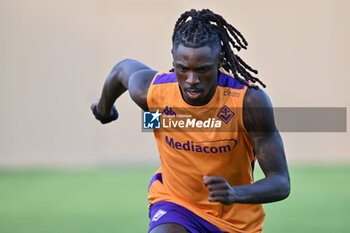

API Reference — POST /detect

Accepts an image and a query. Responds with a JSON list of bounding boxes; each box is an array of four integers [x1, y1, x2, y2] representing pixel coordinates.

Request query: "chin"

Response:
[[185, 97, 205, 106]]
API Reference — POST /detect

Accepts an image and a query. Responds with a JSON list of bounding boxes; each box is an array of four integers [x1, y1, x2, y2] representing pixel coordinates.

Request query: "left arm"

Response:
[[204, 88, 290, 204]]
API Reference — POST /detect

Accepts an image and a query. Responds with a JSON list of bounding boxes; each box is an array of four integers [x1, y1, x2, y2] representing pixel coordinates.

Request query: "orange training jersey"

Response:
[[147, 70, 265, 233]]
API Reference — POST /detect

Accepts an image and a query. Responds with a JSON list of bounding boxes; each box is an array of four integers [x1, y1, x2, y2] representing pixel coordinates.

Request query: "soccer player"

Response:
[[91, 9, 290, 233]]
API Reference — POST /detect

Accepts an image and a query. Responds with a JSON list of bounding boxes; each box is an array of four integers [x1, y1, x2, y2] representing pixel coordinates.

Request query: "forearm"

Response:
[[236, 86, 291, 205], [232, 174, 290, 204], [97, 60, 130, 116]]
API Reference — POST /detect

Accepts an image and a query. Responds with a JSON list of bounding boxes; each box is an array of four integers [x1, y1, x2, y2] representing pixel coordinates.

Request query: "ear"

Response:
[[171, 45, 176, 55], [171, 47, 177, 69]]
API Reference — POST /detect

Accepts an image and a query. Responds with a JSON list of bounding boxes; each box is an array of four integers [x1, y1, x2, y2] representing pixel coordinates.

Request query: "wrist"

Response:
[[96, 103, 112, 118], [229, 187, 238, 204], [93, 105, 118, 124]]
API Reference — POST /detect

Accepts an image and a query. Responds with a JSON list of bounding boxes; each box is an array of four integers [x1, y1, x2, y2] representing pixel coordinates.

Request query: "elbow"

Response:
[[111, 59, 132, 76], [278, 175, 291, 201], [113, 58, 135, 68], [110, 59, 137, 76], [280, 185, 290, 201]]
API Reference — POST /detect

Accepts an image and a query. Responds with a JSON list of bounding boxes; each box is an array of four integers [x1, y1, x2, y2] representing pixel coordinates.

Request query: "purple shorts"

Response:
[[148, 201, 225, 233]]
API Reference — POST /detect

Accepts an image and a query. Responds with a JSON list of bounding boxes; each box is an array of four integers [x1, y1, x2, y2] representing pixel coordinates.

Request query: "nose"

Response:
[[186, 72, 200, 85]]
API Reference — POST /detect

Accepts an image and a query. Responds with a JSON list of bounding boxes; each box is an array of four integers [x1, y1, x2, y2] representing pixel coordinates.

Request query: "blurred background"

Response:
[[0, 0, 349, 232]]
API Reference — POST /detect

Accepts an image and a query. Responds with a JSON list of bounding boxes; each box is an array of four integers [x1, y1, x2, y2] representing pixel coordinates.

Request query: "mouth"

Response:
[[185, 89, 202, 99]]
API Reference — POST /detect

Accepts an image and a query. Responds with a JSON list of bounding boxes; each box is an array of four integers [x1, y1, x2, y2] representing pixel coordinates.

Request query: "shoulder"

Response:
[[243, 87, 277, 133], [243, 87, 272, 108], [144, 72, 178, 97], [144, 72, 179, 110], [150, 72, 177, 85]]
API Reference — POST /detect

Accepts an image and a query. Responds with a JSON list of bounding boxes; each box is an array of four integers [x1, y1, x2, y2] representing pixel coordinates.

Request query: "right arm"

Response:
[[91, 59, 157, 122]]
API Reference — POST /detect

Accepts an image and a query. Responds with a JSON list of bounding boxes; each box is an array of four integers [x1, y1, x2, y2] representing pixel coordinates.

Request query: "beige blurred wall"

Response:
[[0, 0, 349, 168]]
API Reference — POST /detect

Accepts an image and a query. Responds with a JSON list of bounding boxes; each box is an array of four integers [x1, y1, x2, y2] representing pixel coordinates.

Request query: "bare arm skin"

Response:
[[204, 88, 290, 204], [91, 59, 157, 119]]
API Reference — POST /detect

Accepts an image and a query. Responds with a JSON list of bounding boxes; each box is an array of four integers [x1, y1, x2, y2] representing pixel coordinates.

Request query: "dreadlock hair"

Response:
[[171, 9, 265, 89]]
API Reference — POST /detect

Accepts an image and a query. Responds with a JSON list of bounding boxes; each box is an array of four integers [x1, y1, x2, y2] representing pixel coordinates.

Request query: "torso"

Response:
[[147, 70, 265, 233]]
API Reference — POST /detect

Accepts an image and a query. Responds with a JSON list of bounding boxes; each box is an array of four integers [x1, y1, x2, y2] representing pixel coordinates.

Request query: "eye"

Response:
[[198, 67, 209, 73], [177, 65, 188, 72]]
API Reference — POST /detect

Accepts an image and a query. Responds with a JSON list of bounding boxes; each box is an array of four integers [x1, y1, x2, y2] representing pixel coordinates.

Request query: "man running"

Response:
[[91, 9, 290, 233]]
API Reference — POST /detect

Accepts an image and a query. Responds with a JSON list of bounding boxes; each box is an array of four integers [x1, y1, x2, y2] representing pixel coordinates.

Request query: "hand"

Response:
[[91, 99, 118, 124], [203, 176, 236, 205]]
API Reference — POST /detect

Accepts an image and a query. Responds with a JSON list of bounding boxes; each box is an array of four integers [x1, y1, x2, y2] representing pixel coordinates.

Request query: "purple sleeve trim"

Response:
[[153, 73, 177, 85], [217, 72, 246, 89]]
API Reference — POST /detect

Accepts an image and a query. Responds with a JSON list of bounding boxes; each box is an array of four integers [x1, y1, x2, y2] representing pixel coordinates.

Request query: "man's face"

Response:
[[172, 43, 222, 106]]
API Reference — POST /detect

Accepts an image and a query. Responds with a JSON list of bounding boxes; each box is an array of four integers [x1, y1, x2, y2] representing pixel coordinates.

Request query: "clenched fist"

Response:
[[203, 176, 236, 205]]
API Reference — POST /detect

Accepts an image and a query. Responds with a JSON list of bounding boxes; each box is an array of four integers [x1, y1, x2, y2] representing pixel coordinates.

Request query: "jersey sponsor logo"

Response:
[[143, 110, 161, 129], [165, 136, 237, 154], [224, 89, 241, 98], [152, 209, 167, 222], [217, 105, 235, 124]]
